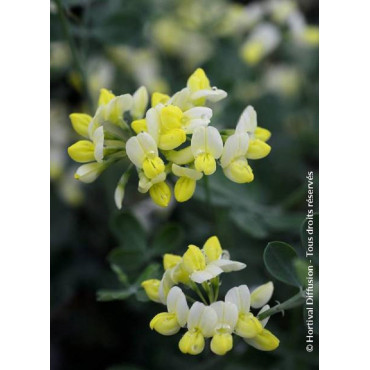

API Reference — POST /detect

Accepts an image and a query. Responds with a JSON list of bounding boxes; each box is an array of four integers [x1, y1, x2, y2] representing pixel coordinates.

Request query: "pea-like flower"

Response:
[[66, 69, 272, 208], [150, 286, 189, 335], [141, 236, 281, 356], [182, 236, 246, 283], [178, 302, 217, 355], [210, 301, 238, 355], [191, 126, 224, 175]]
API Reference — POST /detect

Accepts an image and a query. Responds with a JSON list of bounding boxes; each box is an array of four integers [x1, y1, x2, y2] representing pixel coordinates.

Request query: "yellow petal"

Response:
[[158, 129, 187, 150], [149, 181, 171, 207], [246, 329, 280, 351], [235, 312, 263, 338], [254, 127, 271, 142], [98, 88, 115, 106], [160, 105, 183, 130], [183, 245, 206, 273], [203, 236, 222, 262], [141, 279, 161, 303], [194, 153, 216, 175], [150, 312, 180, 336], [142, 156, 165, 179], [210, 333, 233, 355], [163, 254, 182, 270], [246, 139, 271, 160], [67, 140, 95, 163], [152, 92, 170, 107], [224, 159, 254, 183], [171, 262, 190, 285], [174, 177, 196, 202], [187, 68, 211, 92], [69, 113, 92, 138], [131, 119, 147, 134], [179, 330, 205, 355]]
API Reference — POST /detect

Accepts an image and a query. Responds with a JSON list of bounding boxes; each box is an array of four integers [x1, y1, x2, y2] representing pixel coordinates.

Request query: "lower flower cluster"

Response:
[[141, 236, 279, 355]]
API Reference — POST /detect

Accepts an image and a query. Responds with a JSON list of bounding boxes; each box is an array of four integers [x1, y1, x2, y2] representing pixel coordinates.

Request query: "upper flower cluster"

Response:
[[141, 236, 278, 356], [67, 68, 271, 208]]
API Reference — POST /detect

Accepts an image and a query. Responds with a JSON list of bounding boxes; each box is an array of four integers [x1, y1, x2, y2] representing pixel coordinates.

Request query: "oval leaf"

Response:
[[263, 241, 301, 287]]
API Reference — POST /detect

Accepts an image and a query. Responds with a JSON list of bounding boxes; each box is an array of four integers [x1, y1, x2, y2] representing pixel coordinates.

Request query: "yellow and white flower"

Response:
[[225, 285, 263, 339], [130, 86, 149, 120], [235, 105, 271, 159], [182, 236, 246, 284], [150, 286, 189, 336], [220, 132, 253, 184], [146, 103, 213, 151], [126, 132, 165, 179], [137, 171, 172, 208], [244, 305, 280, 351], [172, 164, 203, 202], [250, 282, 274, 309], [187, 68, 227, 105], [179, 302, 217, 355], [210, 301, 238, 355], [191, 126, 223, 175]]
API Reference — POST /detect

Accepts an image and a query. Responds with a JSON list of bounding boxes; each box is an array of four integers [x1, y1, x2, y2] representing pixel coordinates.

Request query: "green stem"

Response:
[[190, 281, 208, 305], [257, 290, 306, 321], [55, 0, 94, 111], [202, 282, 214, 304], [212, 277, 219, 302], [185, 294, 197, 304]]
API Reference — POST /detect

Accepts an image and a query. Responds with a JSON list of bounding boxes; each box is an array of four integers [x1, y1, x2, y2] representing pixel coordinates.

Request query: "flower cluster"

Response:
[[67, 69, 271, 208], [141, 236, 279, 356]]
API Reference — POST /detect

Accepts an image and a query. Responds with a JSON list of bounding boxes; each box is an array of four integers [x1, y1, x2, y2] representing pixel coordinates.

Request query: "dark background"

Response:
[[51, 0, 319, 369]]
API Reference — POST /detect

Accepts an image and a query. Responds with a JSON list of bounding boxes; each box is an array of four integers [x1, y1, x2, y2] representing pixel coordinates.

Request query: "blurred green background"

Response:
[[50, 0, 318, 369]]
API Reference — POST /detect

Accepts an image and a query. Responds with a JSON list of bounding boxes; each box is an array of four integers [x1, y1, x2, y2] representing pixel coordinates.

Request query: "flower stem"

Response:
[[189, 281, 208, 305], [257, 290, 306, 321], [55, 0, 94, 112]]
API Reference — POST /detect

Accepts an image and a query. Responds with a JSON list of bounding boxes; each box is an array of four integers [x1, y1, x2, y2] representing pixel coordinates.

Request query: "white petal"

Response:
[[225, 285, 251, 313], [191, 89, 227, 102], [166, 286, 189, 327], [136, 132, 158, 156], [236, 106, 257, 134], [131, 86, 148, 119], [220, 133, 249, 168], [106, 93, 133, 117], [93, 126, 105, 163], [138, 171, 166, 193], [146, 105, 162, 144], [171, 164, 203, 180], [257, 304, 270, 328], [184, 118, 209, 134], [250, 282, 274, 309], [75, 162, 105, 183], [187, 302, 218, 337], [167, 88, 193, 111], [191, 126, 206, 156], [211, 301, 238, 333], [125, 136, 145, 168], [205, 126, 224, 159], [212, 259, 246, 272], [114, 184, 124, 210], [158, 270, 175, 305], [184, 107, 212, 119], [190, 264, 223, 284]]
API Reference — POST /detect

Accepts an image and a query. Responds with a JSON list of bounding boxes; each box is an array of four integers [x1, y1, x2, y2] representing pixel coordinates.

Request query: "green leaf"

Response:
[[111, 264, 129, 286], [110, 212, 146, 251], [97, 287, 136, 302], [134, 263, 161, 286], [263, 241, 301, 287], [151, 224, 184, 255], [301, 213, 319, 265], [231, 210, 269, 239], [108, 247, 145, 273], [294, 258, 310, 288]]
